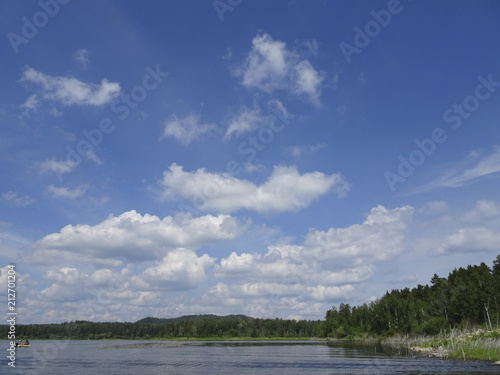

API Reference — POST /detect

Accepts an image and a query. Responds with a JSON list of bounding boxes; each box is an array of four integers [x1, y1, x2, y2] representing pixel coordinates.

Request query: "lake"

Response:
[[10, 340, 500, 374]]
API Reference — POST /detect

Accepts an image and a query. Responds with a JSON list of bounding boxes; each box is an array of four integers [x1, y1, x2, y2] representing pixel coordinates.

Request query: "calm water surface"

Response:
[[10, 340, 500, 374]]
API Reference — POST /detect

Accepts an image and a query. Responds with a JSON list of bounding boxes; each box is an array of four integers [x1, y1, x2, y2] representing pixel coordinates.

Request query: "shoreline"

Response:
[[3, 330, 499, 363], [0, 336, 323, 342], [357, 328, 500, 364]]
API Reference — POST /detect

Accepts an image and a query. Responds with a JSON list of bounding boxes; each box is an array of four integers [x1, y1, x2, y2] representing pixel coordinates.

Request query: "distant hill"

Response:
[[136, 314, 253, 325]]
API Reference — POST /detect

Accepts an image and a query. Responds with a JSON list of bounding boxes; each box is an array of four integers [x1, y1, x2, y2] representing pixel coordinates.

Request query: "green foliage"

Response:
[[323, 254, 500, 338], [419, 317, 448, 335], [1, 315, 322, 340]]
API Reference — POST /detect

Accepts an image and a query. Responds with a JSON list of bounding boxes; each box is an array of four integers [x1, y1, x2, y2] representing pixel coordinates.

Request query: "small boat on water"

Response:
[[16, 340, 31, 348]]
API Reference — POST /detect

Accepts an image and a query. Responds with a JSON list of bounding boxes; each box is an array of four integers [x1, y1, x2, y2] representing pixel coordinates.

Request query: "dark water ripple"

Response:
[[8, 340, 499, 374]]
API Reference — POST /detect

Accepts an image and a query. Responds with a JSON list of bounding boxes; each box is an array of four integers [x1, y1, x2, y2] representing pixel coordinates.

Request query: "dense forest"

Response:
[[322, 255, 500, 338], [3, 255, 499, 340], [6, 315, 321, 340]]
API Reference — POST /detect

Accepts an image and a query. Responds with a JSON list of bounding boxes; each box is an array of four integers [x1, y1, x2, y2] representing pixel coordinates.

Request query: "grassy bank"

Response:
[[379, 328, 500, 363]]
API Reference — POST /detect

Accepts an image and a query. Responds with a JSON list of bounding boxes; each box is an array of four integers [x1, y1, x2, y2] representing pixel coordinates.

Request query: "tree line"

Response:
[[322, 255, 500, 338], [4, 315, 321, 340]]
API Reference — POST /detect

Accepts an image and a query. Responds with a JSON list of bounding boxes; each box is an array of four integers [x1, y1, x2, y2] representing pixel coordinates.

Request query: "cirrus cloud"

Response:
[[234, 33, 324, 105], [161, 113, 218, 145], [2, 191, 36, 207], [21, 66, 121, 107]]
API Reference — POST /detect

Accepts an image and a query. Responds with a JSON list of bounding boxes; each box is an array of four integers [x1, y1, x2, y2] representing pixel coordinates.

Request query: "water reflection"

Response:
[[15, 340, 500, 374]]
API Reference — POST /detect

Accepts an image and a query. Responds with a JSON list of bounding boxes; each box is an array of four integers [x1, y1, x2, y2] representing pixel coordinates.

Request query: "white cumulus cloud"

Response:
[[160, 163, 349, 214], [240, 33, 289, 92], [305, 205, 414, 266], [137, 249, 216, 291], [209, 205, 412, 315], [437, 227, 500, 254], [31, 210, 247, 266]]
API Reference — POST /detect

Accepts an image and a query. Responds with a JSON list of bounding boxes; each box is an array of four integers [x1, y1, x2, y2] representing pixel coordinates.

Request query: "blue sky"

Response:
[[1, 0, 500, 323]]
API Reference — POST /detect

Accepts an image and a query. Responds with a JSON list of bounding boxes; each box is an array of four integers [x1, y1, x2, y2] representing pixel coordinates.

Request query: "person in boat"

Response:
[[24, 339, 29, 345], [16, 340, 21, 347]]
